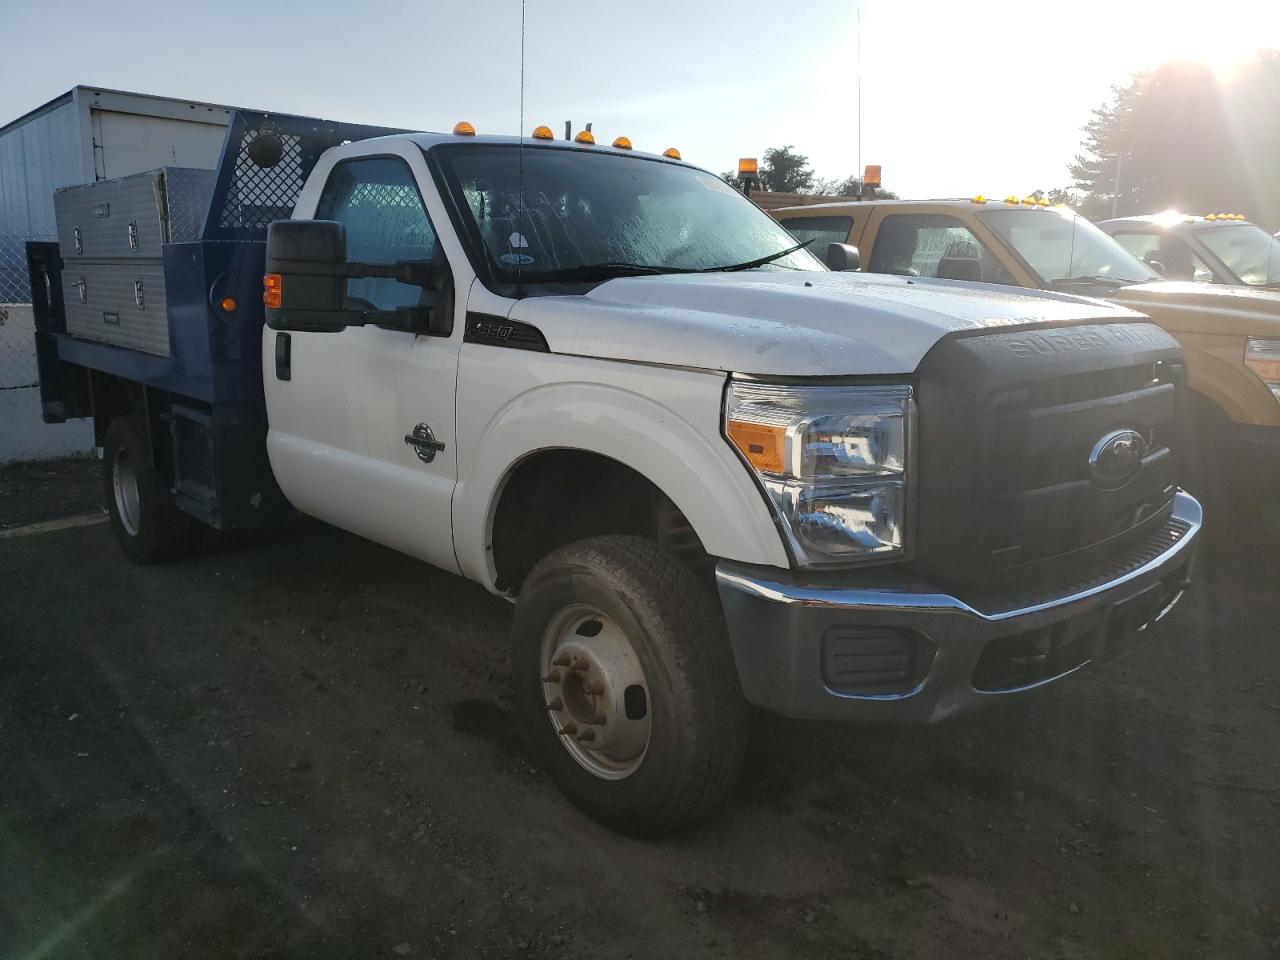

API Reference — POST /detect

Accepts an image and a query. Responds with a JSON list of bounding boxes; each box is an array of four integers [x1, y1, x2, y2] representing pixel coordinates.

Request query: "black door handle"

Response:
[[275, 332, 291, 380]]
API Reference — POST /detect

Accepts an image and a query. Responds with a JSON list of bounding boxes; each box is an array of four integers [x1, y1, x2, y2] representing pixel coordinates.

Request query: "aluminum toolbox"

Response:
[[62, 260, 170, 357], [55, 167, 214, 259]]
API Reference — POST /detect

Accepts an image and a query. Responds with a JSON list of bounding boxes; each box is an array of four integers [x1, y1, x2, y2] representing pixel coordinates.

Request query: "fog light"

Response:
[[822, 627, 926, 694]]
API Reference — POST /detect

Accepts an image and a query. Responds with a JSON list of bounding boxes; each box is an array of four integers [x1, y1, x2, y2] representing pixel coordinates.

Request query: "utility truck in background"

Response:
[[27, 112, 1201, 835]]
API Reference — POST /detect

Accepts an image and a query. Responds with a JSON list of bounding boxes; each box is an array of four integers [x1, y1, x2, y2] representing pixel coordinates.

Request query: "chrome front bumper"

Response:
[[715, 491, 1202, 723]]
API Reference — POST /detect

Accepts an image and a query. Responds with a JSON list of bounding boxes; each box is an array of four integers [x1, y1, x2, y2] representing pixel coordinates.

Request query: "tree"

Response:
[[760, 146, 814, 193], [1028, 187, 1082, 207], [819, 175, 899, 200], [1069, 52, 1280, 227]]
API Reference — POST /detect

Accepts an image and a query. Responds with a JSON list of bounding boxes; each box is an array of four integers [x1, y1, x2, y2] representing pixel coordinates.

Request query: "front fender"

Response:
[[451, 350, 789, 590]]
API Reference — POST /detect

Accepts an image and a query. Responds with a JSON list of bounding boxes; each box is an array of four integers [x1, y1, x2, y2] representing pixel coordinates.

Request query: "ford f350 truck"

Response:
[[773, 197, 1280, 534], [27, 113, 1201, 835]]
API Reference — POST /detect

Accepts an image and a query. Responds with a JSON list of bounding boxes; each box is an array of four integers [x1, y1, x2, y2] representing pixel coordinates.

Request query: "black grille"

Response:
[[912, 321, 1185, 593], [965, 515, 1192, 616]]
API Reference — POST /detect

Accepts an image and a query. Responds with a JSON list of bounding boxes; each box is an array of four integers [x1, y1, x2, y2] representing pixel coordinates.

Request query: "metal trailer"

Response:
[[25, 110, 407, 529]]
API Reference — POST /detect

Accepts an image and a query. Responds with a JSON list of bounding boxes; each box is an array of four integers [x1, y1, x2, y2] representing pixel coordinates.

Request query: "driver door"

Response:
[[264, 154, 462, 572]]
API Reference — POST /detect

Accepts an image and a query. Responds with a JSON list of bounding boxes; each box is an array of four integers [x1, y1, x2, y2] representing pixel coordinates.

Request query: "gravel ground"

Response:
[[1, 461, 1277, 959], [0, 455, 100, 529]]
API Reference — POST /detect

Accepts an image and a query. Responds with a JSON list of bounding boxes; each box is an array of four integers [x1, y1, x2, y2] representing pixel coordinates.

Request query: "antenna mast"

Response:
[[516, 0, 527, 295], [856, 4, 863, 199]]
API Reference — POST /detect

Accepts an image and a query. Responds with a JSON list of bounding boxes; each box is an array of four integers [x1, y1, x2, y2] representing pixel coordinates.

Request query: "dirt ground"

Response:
[[1, 458, 1277, 960]]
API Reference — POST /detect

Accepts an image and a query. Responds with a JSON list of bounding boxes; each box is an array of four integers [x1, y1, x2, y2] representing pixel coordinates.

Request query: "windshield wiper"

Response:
[[698, 239, 813, 273], [515, 261, 693, 283], [510, 240, 813, 283], [1049, 275, 1141, 288]]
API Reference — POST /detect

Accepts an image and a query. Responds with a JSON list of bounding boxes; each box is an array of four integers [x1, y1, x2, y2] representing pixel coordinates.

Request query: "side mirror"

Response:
[[265, 220, 451, 335], [935, 256, 982, 282], [265, 220, 361, 333], [825, 243, 860, 272]]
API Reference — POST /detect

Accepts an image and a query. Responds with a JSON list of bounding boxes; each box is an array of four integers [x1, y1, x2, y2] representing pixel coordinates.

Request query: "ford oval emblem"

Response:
[[1088, 429, 1147, 489]]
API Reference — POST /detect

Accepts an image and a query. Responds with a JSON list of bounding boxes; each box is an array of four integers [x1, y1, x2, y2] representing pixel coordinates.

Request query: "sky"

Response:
[[2, 0, 1279, 198]]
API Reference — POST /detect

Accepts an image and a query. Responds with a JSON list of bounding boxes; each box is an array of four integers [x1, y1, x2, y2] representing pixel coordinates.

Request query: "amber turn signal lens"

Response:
[[727, 420, 786, 474], [263, 273, 282, 309], [220, 296, 237, 313]]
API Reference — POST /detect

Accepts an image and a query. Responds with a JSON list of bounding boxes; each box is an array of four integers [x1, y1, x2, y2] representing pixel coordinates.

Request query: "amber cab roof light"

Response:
[[453, 121, 476, 136], [531, 124, 554, 140]]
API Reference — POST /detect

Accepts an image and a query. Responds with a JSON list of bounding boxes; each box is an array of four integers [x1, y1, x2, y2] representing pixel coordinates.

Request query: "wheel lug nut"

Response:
[[586, 681, 605, 696], [546, 697, 563, 712], [575, 729, 596, 743], [552, 654, 571, 668], [541, 671, 562, 684], [558, 722, 578, 737], [591, 713, 607, 726]]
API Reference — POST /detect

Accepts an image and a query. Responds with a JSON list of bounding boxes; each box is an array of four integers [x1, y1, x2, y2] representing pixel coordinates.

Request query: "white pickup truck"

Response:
[[27, 111, 1201, 835]]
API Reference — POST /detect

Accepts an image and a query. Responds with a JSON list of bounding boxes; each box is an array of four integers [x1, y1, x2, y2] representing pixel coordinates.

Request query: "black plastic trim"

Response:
[[463, 312, 549, 352]]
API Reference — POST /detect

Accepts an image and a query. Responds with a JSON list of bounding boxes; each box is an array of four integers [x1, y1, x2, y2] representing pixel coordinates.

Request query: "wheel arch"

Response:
[[452, 381, 788, 592]]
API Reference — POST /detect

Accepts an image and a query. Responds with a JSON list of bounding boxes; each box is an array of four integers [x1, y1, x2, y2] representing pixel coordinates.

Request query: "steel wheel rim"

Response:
[[539, 604, 651, 781], [112, 448, 141, 537]]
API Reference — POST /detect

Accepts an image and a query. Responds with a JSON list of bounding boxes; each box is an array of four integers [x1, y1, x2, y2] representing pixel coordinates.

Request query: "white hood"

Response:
[[510, 271, 1141, 376]]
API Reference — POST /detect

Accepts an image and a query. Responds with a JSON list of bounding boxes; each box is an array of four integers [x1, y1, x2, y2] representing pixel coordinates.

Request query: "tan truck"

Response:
[[1098, 212, 1280, 289], [771, 197, 1280, 530]]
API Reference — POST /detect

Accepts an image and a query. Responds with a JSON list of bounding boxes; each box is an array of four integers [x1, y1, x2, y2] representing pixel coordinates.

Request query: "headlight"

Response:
[[1245, 338, 1280, 403], [725, 379, 913, 567]]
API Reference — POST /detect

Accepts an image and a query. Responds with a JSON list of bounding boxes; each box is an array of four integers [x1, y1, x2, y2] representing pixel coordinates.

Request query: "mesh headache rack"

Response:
[[202, 111, 413, 243]]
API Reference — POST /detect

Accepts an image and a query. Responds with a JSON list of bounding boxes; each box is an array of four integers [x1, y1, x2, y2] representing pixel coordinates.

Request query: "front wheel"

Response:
[[102, 416, 197, 564], [512, 536, 747, 837]]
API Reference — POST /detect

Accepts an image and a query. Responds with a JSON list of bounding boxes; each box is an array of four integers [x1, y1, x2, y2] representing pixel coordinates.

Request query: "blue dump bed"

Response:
[[26, 111, 406, 528]]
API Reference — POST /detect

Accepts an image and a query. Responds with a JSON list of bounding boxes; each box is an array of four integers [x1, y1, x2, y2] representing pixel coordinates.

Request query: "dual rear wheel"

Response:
[[102, 416, 198, 564]]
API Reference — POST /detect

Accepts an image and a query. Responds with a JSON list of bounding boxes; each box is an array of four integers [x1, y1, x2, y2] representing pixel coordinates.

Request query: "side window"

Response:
[[1113, 231, 1212, 282], [778, 216, 854, 255], [315, 157, 439, 311], [869, 214, 1015, 285]]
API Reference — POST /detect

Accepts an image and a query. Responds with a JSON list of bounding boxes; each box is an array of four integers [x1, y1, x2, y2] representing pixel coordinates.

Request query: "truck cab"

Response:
[[1099, 212, 1280, 289], [773, 197, 1280, 530], [28, 116, 1202, 835]]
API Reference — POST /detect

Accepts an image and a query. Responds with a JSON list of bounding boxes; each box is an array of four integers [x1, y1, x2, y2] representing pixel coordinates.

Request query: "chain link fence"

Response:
[[1, 235, 95, 464]]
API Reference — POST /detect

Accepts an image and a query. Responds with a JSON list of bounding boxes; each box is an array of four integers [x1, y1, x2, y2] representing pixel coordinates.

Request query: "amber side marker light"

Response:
[[263, 274, 282, 309], [726, 420, 785, 474], [575, 130, 596, 145], [453, 121, 476, 136], [532, 125, 554, 140], [663, 147, 682, 160], [612, 136, 633, 150], [220, 296, 237, 313]]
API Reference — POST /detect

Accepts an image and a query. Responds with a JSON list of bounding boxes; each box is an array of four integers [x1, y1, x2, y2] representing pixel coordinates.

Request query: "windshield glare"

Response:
[[434, 145, 823, 282], [979, 208, 1157, 287], [1194, 223, 1280, 286]]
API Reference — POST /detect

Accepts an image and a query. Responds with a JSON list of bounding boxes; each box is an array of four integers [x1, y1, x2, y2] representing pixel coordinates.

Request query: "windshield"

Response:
[[978, 207, 1157, 288], [1193, 223, 1280, 287], [432, 144, 823, 284]]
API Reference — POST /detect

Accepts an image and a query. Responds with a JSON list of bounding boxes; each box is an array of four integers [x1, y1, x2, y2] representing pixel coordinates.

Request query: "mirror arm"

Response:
[[344, 260, 440, 286]]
